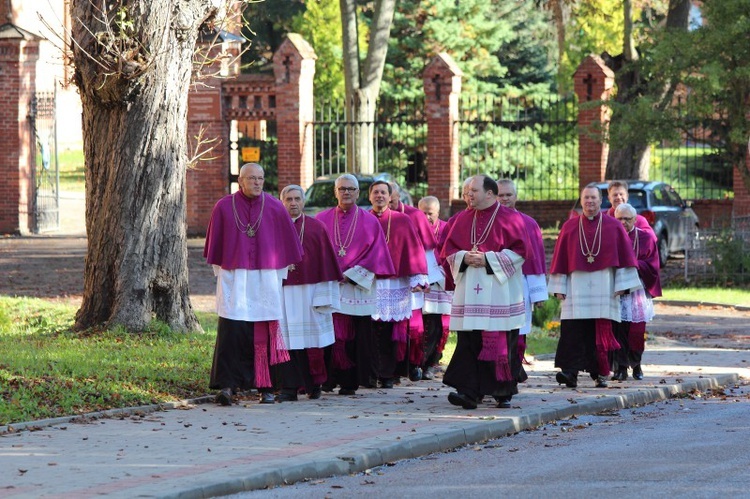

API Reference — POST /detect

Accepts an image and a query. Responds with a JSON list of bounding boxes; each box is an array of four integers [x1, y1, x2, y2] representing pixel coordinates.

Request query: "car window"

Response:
[[304, 179, 374, 208], [652, 186, 667, 207], [628, 190, 646, 209], [665, 186, 683, 207], [305, 182, 337, 208], [600, 189, 611, 209]]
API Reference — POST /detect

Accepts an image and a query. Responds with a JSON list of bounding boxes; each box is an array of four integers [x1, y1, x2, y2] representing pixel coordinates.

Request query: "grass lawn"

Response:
[[659, 287, 750, 307], [58, 148, 85, 192]]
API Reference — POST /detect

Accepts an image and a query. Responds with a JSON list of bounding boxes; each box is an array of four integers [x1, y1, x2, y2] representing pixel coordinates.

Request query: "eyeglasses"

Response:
[[616, 217, 634, 222], [241, 176, 264, 182], [337, 187, 358, 193]]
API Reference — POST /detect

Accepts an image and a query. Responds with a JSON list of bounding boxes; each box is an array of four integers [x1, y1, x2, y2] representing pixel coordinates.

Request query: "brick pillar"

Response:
[[574, 55, 615, 190], [733, 164, 750, 217], [186, 42, 233, 236], [0, 26, 40, 235], [273, 34, 316, 191], [424, 53, 463, 220]]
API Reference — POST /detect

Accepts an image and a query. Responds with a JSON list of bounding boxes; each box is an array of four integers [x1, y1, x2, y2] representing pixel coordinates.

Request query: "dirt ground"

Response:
[[2, 232, 748, 349]]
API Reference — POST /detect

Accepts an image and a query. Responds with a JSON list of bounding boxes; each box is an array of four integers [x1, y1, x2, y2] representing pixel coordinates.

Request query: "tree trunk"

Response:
[[605, 0, 691, 180], [70, 1, 214, 333], [340, 0, 395, 173]]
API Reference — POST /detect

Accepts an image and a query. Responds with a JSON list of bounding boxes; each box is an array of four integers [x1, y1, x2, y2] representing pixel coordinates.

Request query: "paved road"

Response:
[[235, 383, 750, 499]]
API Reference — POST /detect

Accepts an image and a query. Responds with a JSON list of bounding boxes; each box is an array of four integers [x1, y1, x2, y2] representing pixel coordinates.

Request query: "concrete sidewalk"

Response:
[[1, 338, 747, 499]]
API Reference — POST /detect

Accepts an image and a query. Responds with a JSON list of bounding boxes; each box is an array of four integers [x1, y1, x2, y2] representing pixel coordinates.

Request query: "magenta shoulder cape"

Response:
[[519, 211, 546, 275], [549, 212, 637, 274], [284, 214, 343, 286], [370, 209, 427, 277], [204, 192, 303, 270], [316, 206, 395, 278], [441, 202, 528, 260], [630, 227, 662, 298], [396, 201, 437, 250]]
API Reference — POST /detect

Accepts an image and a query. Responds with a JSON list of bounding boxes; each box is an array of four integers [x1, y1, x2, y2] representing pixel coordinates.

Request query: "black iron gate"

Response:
[[29, 90, 59, 233]]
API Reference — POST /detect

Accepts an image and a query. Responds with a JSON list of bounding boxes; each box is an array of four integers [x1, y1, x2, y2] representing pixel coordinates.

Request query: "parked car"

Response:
[[303, 172, 413, 215], [570, 180, 700, 267]]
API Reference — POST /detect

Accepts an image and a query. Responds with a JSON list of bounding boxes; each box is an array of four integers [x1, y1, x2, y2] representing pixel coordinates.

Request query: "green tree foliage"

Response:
[[558, 0, 625, 93], [240, 0, 305, 72], [381, 0, 557, 99], [606, 1, 749, 192], [290, 0, 345, 102]]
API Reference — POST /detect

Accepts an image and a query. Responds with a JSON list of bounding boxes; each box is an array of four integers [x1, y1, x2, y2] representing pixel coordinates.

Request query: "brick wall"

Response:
[[573, 55, 615, 190], [0, 37, 38, 235]]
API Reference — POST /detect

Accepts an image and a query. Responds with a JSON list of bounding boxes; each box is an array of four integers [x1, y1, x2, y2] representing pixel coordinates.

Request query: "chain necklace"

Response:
[[232, 192, 265, 237], [632, 227, 639, 255], [288, 214, 306, 272], [578, 212, 603, 263], [334, 206, 359, 257], [431, 220, 440, 238], [470, 202, 501, 251]]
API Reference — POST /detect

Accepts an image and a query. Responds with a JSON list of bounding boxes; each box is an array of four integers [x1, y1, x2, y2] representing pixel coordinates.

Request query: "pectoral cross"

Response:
[[473, 283, 483, 295], [338, 247, 346, 257], [289, 264, 296, 272], [587, 254, 595, 264], [472, 245, 478, 252], [246, 227, 255, 237]]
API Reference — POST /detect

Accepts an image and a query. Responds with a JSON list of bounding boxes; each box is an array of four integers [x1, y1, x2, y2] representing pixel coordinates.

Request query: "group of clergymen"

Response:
[[203, 162, 661, 410]]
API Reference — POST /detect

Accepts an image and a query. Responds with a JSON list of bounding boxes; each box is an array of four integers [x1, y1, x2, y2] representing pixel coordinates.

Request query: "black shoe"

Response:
[[632, 365, 644, 380], [321, 383, 336, 393], [339, 388, 356, 395], [216, 388, 233, 406], [494, 396, 512, 409], [259, 392, 275, 404], [611, 368, 628, 381], [421, 366, 435, 380], [275, 390, 298, 402], [595, 375, 608, 388], [409, 367, 423, 381], [448, 391, 477, 410], [308, 386, 322, 399], [556, 371, 578, 388], [379, 378, 394, 389]]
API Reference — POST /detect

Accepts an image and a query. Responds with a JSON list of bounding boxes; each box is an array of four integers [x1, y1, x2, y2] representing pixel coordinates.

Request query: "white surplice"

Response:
[[549, 267, 642, 322], [280, 280, 340, 349], [448, 249, 526, 332], [213, 265, 287, 322]]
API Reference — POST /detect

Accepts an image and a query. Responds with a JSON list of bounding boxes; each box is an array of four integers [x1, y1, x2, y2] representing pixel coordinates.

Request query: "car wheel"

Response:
[[657, 232, 669, 268]]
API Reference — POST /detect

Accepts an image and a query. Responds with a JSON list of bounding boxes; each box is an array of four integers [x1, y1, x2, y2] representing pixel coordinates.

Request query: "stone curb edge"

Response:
[[161, 373, 740, 499]]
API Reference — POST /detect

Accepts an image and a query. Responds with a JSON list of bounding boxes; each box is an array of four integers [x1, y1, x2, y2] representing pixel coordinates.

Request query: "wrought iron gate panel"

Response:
[[30, 90, 59, 233], [457, 94, 578, 201]]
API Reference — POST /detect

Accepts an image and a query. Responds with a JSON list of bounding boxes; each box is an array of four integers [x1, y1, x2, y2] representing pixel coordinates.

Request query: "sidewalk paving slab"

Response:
[[1, 341, 747, 499]]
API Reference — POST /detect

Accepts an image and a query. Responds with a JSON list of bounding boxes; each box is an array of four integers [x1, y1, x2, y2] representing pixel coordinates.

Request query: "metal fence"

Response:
[[457, 94, 579, 201], [684, 215, 750, 284], [29, 90, 59, 233], [650, 97, 734, 200], [313, 97, 428, 199]]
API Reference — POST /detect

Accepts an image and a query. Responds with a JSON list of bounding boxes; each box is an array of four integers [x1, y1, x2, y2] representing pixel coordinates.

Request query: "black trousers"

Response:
[[443, 329, 524, 401], [324, 315, 373, 390], [555, 319, 604, 376], [209, 317, 278, 393]]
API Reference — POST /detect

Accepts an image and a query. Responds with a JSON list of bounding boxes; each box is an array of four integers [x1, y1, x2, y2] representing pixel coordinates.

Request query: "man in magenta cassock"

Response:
[[440, 175, 529, 410], [316, 174, 395, 395], [549, 183, 641, 390], [276, 185, 343, 401], [369, 181, 427, 388], [204, 163, 303, 406]]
